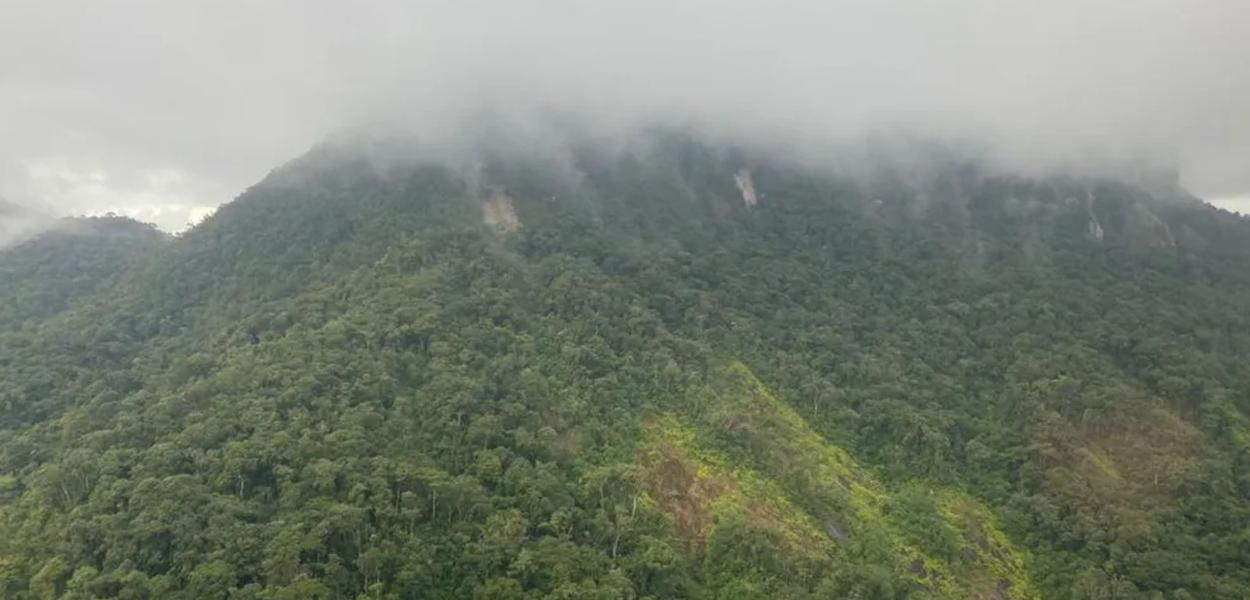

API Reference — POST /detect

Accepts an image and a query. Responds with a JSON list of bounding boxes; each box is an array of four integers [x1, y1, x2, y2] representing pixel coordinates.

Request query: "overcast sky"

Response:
[[2, 1, 1249, 230]]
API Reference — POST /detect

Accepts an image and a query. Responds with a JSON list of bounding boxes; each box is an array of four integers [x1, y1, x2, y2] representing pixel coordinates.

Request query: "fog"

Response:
[[2, 0, 1249, 230]]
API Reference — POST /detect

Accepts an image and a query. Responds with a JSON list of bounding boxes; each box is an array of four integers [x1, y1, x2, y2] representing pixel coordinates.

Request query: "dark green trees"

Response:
[[0, 130, 1247, 598]]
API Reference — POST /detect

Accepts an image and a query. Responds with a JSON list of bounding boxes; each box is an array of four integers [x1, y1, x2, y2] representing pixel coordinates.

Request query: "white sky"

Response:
[[2, 0, 1249, 230]]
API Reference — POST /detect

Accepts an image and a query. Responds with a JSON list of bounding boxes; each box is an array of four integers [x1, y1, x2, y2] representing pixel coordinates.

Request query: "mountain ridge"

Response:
[[0, 129, 1247, 599]]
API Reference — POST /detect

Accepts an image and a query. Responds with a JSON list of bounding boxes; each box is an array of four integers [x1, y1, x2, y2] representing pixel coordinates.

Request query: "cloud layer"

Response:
[[3, 0, 1248, 229]]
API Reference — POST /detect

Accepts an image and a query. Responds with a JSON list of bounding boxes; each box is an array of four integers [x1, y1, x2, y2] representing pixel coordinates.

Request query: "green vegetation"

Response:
[[0, 130, 1247, 598], [645, 363, 1038, 599]]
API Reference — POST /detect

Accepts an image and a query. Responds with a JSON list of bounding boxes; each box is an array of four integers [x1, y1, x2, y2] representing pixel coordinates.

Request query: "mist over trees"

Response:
[[0, 129, 1247, 598], [4, 2, 1250, 223], [2, 1, 1249, 597]]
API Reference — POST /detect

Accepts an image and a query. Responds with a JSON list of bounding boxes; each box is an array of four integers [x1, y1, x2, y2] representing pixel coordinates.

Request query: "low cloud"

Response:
[[2, 0, 1248, 227]]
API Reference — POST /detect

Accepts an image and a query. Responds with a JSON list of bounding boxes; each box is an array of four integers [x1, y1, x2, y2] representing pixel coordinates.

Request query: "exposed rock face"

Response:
[[734, 169, 758, 208], [1127, 204, 1176, 247], [1087, 217, 1105, 242], [1085, 192, 1105, 242], [481, 191, 520, 233]]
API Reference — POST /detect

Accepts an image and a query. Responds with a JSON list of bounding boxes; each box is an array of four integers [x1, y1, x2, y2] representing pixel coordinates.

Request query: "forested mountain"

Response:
[[0, 217, 166, 329], [1, 129, 1248, 599]]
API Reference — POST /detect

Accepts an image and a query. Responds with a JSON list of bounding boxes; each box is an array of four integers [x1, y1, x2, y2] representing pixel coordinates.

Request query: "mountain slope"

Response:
[[0, 130, 1247, 599], [0, 217, 166, 327]]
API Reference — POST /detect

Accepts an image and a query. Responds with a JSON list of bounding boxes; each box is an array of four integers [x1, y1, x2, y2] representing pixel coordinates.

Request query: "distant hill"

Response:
[[0, 215, 166, 327], [0, 128, 1247, 599]]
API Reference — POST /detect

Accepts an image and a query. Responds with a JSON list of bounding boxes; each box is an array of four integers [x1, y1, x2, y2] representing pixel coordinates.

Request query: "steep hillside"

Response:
[[0, 130, 1248, 599]]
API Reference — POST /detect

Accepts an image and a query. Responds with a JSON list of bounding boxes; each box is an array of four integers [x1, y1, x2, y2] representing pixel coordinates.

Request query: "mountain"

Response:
[[0, 216, 167, 329], [0, 128, 1248, 599]]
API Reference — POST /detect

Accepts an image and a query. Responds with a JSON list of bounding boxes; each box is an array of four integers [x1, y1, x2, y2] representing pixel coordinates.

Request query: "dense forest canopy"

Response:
[[0, 129, 1248, 599]]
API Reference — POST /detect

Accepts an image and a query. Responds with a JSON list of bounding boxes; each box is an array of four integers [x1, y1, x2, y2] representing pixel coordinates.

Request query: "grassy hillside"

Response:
[[0, 130, 1247, 599], [643, 362, 1037, 599]]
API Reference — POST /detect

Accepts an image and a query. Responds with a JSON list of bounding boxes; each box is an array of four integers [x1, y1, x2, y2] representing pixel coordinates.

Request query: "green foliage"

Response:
[[0, 131, 1247, 598]]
